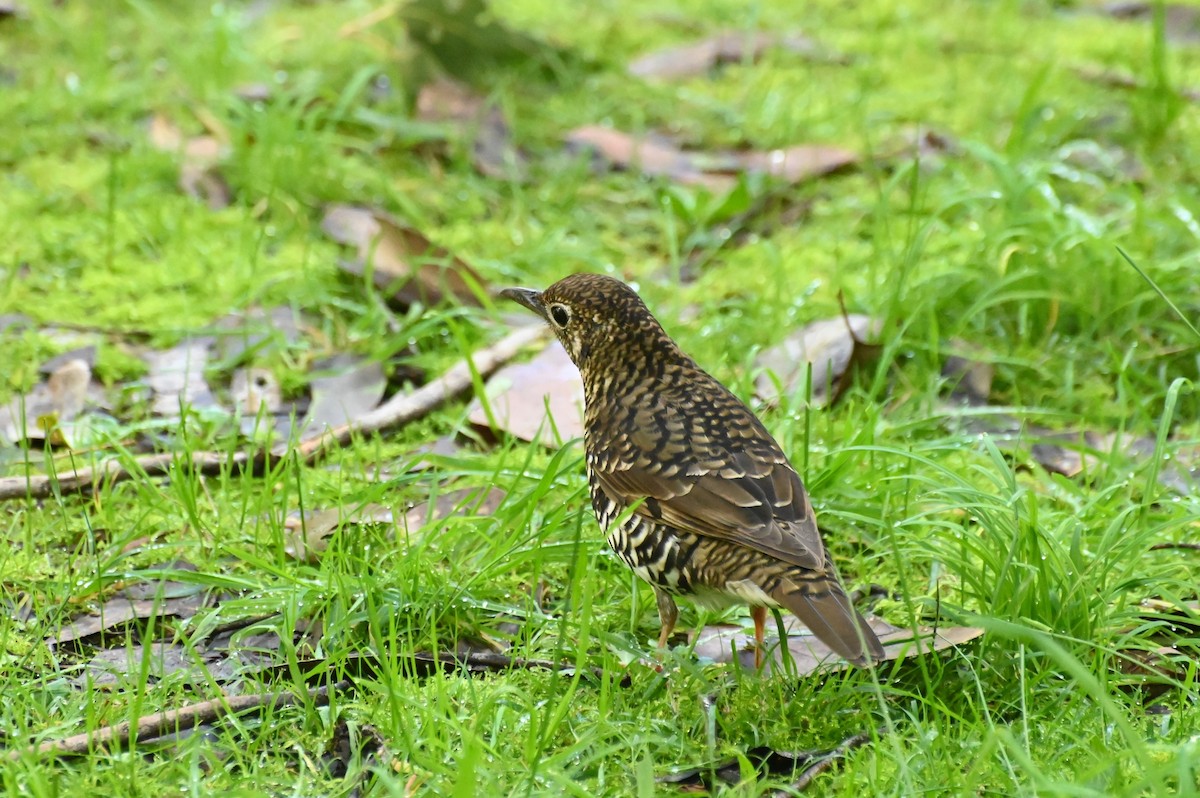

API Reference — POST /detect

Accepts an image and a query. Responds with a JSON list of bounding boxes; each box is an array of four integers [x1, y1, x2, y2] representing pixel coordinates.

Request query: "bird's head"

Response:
[[501, 273, 680, 378]]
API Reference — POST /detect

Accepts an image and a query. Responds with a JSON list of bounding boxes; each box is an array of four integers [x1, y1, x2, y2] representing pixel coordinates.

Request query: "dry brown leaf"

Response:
[[321, 205, 486, 308], [941, 342, 994, 407], [283, 503, 398, 562], [51, 594, 207, 649], [629, 30, 840, 80], [416, 77, 487, 123], [402, 486, 507, 534], [737, 144, 858, 183], [298, 355, 387, 440], [144, 340, 221, 417], [1074, 64, 1200, 103], [755, 314, 882, 407], [690, 614, 982, 676], [147, 113, 231, 209], [79, 642, 197, 688], [466, 340, 584, 446], [565, 127, 736, 190], [1102, 2, 1200, 43], [0, 357, 94, 445], [416, 78, 527, 180], [567, 126, 858, 189], [230, 367, 283, 417]]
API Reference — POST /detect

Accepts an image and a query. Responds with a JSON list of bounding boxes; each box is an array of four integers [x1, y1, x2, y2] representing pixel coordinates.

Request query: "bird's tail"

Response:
[[771, 576, 884, 667]]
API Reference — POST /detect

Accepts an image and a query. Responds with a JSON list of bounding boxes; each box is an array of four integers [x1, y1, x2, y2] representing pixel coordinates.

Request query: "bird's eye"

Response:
[[549, 304, 571, 327]]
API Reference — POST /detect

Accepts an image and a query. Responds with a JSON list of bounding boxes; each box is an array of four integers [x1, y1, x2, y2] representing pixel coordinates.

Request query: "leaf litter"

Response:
[[755, 312, 883, 407], [628, 30, 846, 80], [415, 77, 528, 180], [689, 614, 983, 677], [146, 113, 231, 210], [466, 340, 585, 445], [321, 204, 487, 308], [566, 126, 858, 190]]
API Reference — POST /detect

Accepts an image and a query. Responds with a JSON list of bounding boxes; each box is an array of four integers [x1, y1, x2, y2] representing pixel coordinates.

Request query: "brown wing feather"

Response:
[[591, 399, 827, 570]]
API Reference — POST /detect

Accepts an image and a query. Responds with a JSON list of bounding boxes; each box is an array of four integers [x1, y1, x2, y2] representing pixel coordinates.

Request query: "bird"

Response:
[[501, 273, 884, 668]]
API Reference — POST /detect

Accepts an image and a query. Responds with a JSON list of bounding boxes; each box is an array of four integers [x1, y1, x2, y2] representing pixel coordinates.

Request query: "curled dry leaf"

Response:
[[297, 354, 387, 440], [690, 614, 983, 676], [738, 144, 858, 183], [755, 314, 882, 407], [466, 340, 584, 446], [321, 204, 486, 308], [629, 30, 843, 80], [566, 126, 858, 189], [566, 126, 735, 190], [1027, 430, 1199, 494], [0, 357, 94, 445], [230, 367, 283, 417]]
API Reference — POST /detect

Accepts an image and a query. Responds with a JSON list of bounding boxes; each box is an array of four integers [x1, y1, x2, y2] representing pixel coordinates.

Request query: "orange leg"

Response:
[[751, 605, 768, 669], [654, 588, 679, 650]]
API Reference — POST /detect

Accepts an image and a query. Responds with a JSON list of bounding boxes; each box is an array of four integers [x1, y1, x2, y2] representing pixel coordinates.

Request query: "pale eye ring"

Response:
[[549, 304, 570, 327]]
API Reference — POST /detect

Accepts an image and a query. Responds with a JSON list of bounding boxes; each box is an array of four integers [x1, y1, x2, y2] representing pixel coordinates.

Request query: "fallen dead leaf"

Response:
[[755, 313, 883, 407], [566, 126, 736, 190], [415, 78, 528, 179], [0, 357, 94, 445], [143, 340, 221, 417], [297, 354, 387, 440], [230, 367, 283, 417], [1074, 64, 1200, 103], [78, 642, 196, 688], [213, 305, 304, 365], [283, 503, 398, 562], [690, 614, 983, 676], [1101, 2, 1200, 43], [51, 594, 207, 649], [466, 340, 584, 445], [737, 144, 859, 183], [322, 205, 487, 308], [402, 486, 507, 534], [941, 342, 994, 407], [147, 113, 231, 209], [629, 30, 843, 80], [567, 126, 859, 189]]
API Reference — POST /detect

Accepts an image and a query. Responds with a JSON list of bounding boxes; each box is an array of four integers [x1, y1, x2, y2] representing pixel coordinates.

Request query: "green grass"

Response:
[[2, 0, 1200, 795]]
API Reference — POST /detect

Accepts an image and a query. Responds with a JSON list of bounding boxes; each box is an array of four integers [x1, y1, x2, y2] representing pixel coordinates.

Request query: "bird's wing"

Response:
[[591, 403, 827, 571]]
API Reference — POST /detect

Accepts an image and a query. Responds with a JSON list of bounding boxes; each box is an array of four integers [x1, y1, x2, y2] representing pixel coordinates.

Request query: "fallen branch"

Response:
[[0, 325, 549, 502], [6, 681, 347, 761]]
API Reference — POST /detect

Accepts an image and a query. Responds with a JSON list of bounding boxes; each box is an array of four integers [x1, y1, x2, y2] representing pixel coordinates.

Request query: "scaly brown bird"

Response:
[[502, 274, 884, 667]]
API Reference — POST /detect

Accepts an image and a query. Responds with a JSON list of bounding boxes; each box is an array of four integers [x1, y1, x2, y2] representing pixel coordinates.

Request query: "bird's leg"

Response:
[[751, 605, 768, 669], [654, 588, 679, 650]]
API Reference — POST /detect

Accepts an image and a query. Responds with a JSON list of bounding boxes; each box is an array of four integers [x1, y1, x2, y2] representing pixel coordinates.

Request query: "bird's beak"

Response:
[[499, 287, 547, 319]]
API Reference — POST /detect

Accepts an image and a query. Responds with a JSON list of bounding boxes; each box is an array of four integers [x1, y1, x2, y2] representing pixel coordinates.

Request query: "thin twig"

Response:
[[770, 731, 876, 795], [0, 325, 549, 502], [6, 681, 346, 761]]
